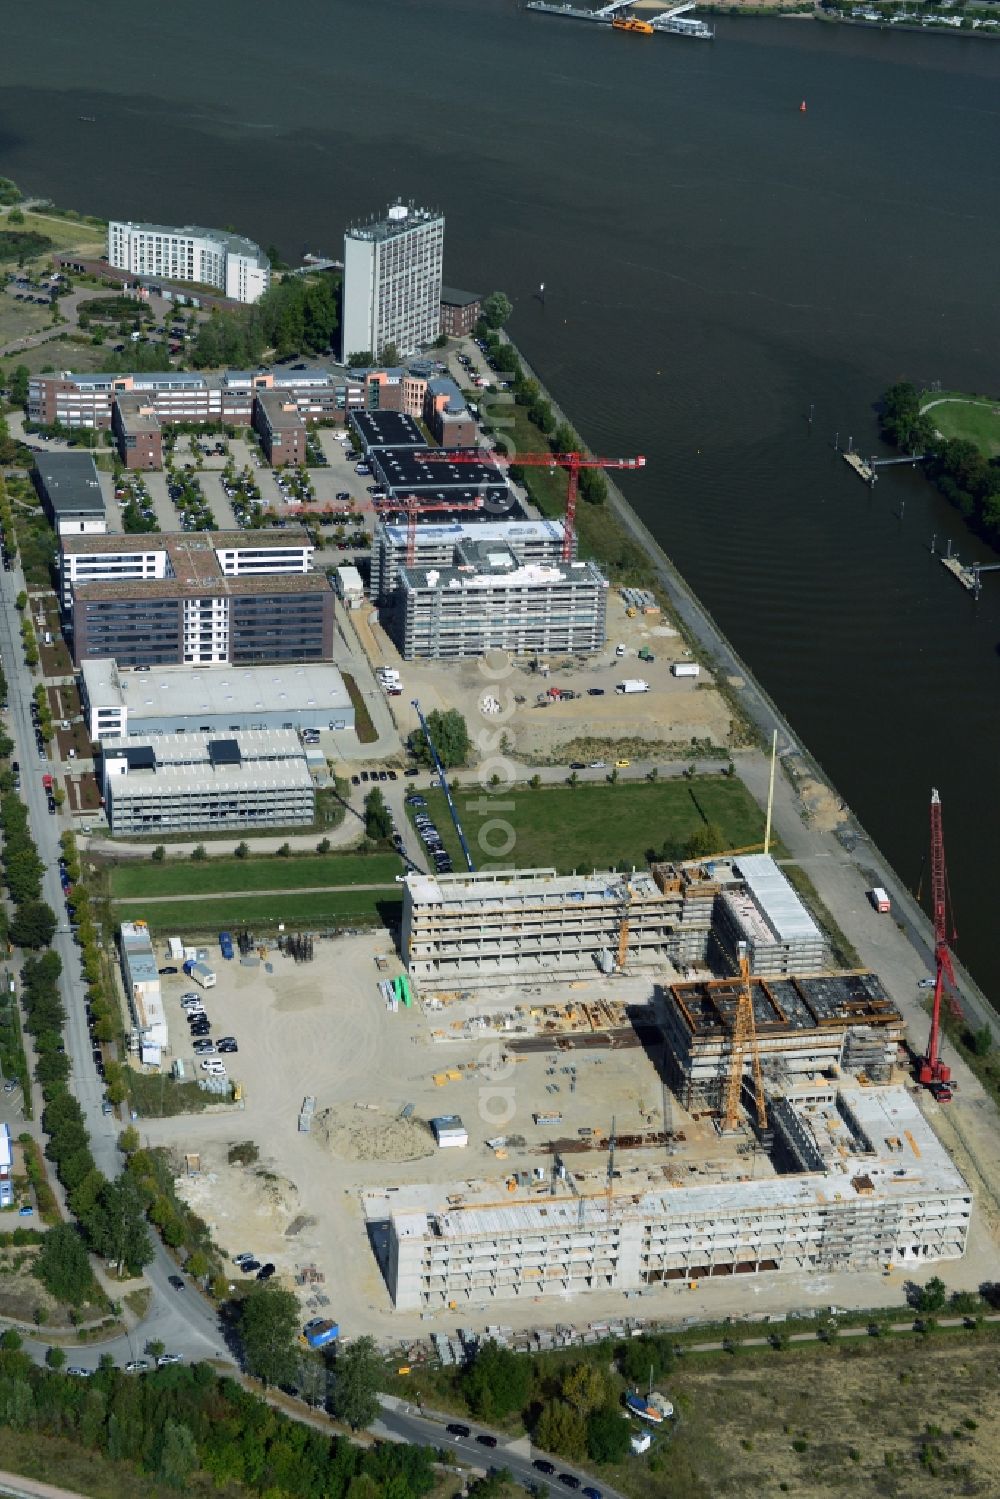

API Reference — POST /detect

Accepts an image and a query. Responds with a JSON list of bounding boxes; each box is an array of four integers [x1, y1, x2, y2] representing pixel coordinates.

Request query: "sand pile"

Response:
[[315, 1107, 435, 1163]]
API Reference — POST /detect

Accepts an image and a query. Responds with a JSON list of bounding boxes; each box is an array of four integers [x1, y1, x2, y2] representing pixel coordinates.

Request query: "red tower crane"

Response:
[[426, 449, 647, 561], [374, 494, 484, 567], [918, 787, 962, 1099]]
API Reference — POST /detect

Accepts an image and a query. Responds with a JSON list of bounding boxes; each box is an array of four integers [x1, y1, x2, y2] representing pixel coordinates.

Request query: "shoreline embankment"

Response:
[[503, 331, 997, 1033]]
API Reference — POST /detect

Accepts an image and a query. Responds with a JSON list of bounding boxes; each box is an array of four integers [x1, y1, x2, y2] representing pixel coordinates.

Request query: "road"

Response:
[[0, 551, 228, 1367], [374, 1396, 620, 1499]]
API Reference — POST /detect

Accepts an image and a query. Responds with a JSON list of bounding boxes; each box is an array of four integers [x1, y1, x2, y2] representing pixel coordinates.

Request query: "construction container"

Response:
[[671, 662, 700, 678], [182, 959, 216, 989]]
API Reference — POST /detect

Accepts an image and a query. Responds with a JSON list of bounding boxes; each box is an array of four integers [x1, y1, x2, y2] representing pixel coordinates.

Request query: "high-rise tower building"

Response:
[[342, 203, 444, 360]]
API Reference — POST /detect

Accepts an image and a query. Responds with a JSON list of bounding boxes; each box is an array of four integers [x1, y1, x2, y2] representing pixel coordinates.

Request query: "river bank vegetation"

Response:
[[880, 381, 1000, 542]]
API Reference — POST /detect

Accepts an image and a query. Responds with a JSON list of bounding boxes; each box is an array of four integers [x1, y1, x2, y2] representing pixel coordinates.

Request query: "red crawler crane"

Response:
[[428, 449, 647, 562], [918, 787, 962, 1101]]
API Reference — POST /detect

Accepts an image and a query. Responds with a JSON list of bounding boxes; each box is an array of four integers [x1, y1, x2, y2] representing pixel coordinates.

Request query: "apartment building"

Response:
[[386, 1082, 971, 1310], [103, 730, 314, 836], [370, 517, 568, 604], [402, 864, 724, 985], [108, 221, 271, 303], [342, 203, 444, 358], [393, 539, 608, 660], [61, 530, 332, 667], [714, 854, 827, 977]]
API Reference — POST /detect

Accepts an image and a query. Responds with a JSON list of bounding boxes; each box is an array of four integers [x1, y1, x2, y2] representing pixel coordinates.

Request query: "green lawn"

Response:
[[110, 851, 401, 899], [921, 390, 1000, 457], [416, 775, 767, 873], [135, 888, 400, 934]]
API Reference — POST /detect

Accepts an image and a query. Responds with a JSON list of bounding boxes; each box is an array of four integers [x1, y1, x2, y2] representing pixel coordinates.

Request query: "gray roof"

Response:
[[440, 287, 481, 307], [35, 452, 104, 515], [732, 854, 820, 943], [82, 659, 351, 719], [114, 220, 268, 266]]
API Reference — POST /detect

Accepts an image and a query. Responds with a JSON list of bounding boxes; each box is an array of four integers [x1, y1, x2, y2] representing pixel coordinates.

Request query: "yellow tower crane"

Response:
[[722, 949, 768, 1133]]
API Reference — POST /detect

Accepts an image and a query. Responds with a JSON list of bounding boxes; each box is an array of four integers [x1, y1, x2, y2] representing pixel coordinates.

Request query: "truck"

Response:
[[218, 931, 234, 960], [868, 887, 891, 914], [182, 959, 216, 989], [638, 646, 655, 662], [671, 662, 700, 678], [41, 774, 53, 791], [616, 679, 650, 695]]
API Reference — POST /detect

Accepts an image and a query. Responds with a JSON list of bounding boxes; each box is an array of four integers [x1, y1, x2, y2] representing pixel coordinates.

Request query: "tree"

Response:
[[482, 292, 513, 330], [346, 351, 374, 367], [151, 845, 165, 862], [408, 708, 470, 769], [85, 1174, 154, 1277], [461, 1339, 532, 1420], [970, 1023, 993, 1057], [534, 1399, 586, 1460], [683, 821, 725, 860], [379, 342, 400, 367], [234, 841, 250, 859], [364, 786, 392, 842], [331, 1334, 382, 1429], [586, 1404, 630, 1464], [10, 901, 57, 950], [33, 1223, 94, 1305], [562, 1362, 609, 1416], [45, 1345, 66, 1369], [9, 365, 30, 409], [914, 1276, 947, 1314], [158, 1419, 198, 1488], [190, 844, 207, 861], [240, 1283, 300, 1387]]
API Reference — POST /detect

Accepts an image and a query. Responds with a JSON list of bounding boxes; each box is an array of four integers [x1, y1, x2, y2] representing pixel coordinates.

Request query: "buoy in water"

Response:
[[799, 100, 807, 113]]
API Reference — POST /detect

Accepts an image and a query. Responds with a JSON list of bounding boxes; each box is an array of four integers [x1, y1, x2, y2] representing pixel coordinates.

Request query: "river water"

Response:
[[3, 2, 1000, 997]]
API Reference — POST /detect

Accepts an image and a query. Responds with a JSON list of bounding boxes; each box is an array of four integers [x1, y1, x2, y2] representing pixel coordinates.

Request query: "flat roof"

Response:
[[389, 1083, 969, 1238], [75, 570, 331, 603], [345, 203, 443, 243], [372, 448, 505, 491], [732, 854, 821, 943], [380, 518, 564, 548], [62, 528, 312, 556], [82, 659, 350, 718], [406, 867, 662, 910], [35, 452, 105, 515], [401, 556, 606, 592], [351, 411, 425, 450], [105, 728, 313, 798]]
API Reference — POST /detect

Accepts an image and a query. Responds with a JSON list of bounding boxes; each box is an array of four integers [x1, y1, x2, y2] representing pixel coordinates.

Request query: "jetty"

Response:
[[940, 555, 978, 593], [524, 1, 714, 39], [842, 451, 876, 484]]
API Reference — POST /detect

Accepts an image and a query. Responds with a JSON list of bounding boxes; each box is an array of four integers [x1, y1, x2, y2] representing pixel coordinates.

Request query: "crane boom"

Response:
[[722, 950, 768, 1133], [919, 788, 962, 1097], [410, 698, 475, 873], [427, 449, 646, 561]]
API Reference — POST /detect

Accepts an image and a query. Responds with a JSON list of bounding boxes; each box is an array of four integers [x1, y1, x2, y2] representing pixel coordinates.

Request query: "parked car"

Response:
[[124, 1360, 150, 1374], [558, 1477, 581, 1492], [446, 1423, 471, 1439], [157, 1353, 184, 1366], [256, 1262, 276, 1281], [533, 1460, 555, 1475], [476, 1434, 498, 1448], [167, 1275, 185, 1290], [159, 965, 178, 975]]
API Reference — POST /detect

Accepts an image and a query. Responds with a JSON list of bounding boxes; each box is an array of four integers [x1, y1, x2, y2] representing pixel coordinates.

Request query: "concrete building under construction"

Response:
[[402, 864, 724, 985], [384, 1079, 971, 1310], [659, 969, 905, 1112], [714, 853, 827, 977]]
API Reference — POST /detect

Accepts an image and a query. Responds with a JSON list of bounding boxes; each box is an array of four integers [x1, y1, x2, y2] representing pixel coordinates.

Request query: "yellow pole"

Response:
[[764, 729, 777, 855]]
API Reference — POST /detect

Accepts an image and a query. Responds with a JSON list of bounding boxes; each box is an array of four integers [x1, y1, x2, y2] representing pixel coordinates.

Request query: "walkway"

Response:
[[114, 881, 398, 904]]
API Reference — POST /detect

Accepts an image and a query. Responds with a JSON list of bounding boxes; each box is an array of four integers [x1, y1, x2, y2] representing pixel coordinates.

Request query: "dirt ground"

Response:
[[363, 593, 734, 761], [136, 936, 998, 1349]]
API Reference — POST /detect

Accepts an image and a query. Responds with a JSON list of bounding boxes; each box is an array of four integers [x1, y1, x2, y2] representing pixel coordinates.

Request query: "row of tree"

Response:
[[881, 381, 1000, 543], [0, 1348, 437, 1497], [191, 274, 339, 368], [406, 707, 470, 769], [0, 786, 56, 949]]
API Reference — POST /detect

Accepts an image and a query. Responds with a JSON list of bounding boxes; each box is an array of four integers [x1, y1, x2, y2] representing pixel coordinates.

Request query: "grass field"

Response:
[[1, 205, 106, 261], [133, 888, 400, 933], [109, 851, 402, 899], [414, 775, 768, 872], [922, 390, 1000, 457]]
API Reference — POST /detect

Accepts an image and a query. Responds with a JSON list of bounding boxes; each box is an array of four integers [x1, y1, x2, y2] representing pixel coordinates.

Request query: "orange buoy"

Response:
[[799, 100, 807, 112]]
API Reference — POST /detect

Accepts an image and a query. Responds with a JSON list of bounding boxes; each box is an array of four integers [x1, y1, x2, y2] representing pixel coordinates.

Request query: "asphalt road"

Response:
[[0, 552, 228, 1368], [374, 1397, 619, 1499]]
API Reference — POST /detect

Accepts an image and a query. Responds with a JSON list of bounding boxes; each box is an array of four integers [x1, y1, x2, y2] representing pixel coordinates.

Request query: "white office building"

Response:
[[108, 221, 271, 304], [342, 203, 444, 359]]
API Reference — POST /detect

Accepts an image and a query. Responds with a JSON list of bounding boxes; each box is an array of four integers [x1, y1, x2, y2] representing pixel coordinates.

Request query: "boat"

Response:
[[613, 15, 654, 32], [625, 1390, 665, 1423]]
